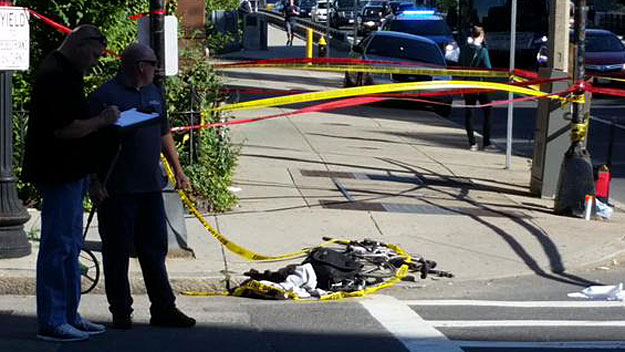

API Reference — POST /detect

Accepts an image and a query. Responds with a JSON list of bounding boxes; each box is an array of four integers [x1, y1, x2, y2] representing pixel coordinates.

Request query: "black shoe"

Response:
[[150, 308, 196, 328], [111, 314, 132, 330]]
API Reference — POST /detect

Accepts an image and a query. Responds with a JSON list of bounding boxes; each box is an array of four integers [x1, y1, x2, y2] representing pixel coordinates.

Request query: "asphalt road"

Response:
[[3, 261, 625, 352]]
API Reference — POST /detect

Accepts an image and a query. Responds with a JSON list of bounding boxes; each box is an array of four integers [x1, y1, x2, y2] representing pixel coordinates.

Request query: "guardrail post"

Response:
[[307, 28, 313, 58]]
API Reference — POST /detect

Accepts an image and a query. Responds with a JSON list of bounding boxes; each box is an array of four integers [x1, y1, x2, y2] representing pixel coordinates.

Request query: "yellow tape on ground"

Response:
[[182, 239, 413, 300], [161, 155, 316, 261], [213, 80, 562, 112], [221, 63, 510, 79]]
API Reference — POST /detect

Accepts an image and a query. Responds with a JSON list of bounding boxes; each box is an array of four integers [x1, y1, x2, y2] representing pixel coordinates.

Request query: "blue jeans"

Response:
[[36, 178, 87, 330]]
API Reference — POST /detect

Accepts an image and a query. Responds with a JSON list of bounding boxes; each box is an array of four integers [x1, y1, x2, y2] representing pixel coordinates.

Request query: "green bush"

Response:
[[11, 0, 238, 212], [167, 45, 238, 212]]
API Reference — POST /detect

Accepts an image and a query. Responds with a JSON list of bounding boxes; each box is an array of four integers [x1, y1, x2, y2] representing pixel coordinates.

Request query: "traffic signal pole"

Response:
[[150, 0, 166, 86], [553, 0, 595, 216]]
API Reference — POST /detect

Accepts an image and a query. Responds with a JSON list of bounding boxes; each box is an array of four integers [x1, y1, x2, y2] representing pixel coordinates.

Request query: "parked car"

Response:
[[333, 0, 358, 28], [382, 9, 459, 64], [537, 29, 625, 84], [344, 31, 453, 117], [357, 4, 386, 35], [312, 0, 332, 23], [298, 0, 316, 17], [388, 1, 414, 15]]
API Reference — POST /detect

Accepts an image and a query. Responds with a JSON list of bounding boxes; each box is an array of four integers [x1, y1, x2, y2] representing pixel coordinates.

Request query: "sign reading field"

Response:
[[0, 7, 29, 71]]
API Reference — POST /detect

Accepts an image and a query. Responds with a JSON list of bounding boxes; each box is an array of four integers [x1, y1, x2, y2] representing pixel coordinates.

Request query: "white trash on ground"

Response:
[[568, 283, 625, 301], [596, 199, 614, 220]]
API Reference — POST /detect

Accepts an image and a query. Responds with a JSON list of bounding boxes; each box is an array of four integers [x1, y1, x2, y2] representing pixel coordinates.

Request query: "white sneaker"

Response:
[[469, 144, 478, 152]]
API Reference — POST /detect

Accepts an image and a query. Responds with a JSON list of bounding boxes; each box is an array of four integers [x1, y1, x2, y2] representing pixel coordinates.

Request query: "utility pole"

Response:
[[150, 0, 166, 86], [0, 0, 31, 258], [530, 0, 571, 199], [554, 0, 595, 216]]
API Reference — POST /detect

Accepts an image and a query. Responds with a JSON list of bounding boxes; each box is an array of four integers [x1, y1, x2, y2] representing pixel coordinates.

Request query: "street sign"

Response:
[[138, 15, 179, 76], [0, 7, 29, 71]]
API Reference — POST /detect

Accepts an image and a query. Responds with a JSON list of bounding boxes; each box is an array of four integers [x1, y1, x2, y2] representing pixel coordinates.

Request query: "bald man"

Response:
[[22, 25, 119, 342], [88, 43, 194, 330]]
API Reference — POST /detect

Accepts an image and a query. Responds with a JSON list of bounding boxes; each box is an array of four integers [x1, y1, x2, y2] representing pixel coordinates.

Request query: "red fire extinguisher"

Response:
[[595, 165, 611, 204]]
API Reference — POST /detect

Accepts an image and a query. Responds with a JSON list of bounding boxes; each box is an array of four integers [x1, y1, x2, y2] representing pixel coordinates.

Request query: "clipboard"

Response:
[[115, 108, 161, 130]]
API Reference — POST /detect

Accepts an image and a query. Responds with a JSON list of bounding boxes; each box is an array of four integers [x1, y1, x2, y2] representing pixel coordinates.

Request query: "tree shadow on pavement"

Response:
[[381, 158, 601, 288]]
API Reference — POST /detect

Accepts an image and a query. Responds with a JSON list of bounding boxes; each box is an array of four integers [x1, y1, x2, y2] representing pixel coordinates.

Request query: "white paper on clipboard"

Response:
[[115, 108, 160, 128]]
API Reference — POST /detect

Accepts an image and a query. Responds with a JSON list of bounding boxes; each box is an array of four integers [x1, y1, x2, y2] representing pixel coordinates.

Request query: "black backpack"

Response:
[[304, 248, 362, 290]]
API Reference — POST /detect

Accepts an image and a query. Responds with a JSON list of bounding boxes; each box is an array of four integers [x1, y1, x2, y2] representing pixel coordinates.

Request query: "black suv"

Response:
[[382, 9, 459, 64]]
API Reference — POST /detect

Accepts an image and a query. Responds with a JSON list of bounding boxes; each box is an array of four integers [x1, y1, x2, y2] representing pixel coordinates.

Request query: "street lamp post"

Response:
[[0, 0, 31, 258], [554, 0, 595, 216]]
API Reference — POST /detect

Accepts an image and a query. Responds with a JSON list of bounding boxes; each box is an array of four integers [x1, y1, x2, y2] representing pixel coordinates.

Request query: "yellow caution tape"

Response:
[[183, 239, 413, 300], [220, 63, 510, 79], [164, 153, 419, 300], [213, 80, 564, 112], [592, 75, 625, 83], [161, 155, 320, 261]]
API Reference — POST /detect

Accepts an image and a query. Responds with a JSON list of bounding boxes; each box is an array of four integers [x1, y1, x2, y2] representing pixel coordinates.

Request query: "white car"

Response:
[[312, 0, 331, 22]]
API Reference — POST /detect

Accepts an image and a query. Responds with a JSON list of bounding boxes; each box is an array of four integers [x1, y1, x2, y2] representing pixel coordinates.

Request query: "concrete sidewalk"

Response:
[[1, 25, 624, 295]]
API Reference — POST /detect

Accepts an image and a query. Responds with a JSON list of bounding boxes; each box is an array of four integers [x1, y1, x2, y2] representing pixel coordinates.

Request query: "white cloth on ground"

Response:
[[259, 263, 327, 298], [568, 282, 625, 301]]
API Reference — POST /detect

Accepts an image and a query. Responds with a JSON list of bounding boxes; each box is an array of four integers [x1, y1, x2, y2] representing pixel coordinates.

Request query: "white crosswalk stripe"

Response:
[[364, 297, 625, 351]]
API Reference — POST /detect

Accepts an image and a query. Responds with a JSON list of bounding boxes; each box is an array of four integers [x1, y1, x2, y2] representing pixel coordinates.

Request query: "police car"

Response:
[[381, 9, 459, 64]]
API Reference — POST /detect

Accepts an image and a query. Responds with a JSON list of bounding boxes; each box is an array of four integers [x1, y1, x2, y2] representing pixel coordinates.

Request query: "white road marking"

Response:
[[360, 295, 464, 352], [402, 299, 625, 308], [430, 320, 625, 328], [455, 340, 625, 349]]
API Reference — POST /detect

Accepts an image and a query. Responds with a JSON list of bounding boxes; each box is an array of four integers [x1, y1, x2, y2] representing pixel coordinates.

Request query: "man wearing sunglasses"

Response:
[[87, 43, 194, 330], [22, 24, 119, 342]]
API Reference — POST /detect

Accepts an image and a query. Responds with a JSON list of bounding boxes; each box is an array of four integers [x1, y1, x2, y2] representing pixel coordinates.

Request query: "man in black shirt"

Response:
[[22, 24, 119, 342], [283, 0, 300, 46]]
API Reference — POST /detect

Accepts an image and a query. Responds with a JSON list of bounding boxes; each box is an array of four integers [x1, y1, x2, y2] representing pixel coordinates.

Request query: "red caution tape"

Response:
[[27, 9, 71, 33], [0, 2, 13, 6], [587, 84, 625, 98], [151, 9, 167, 15], [129, 12, 148, 21]]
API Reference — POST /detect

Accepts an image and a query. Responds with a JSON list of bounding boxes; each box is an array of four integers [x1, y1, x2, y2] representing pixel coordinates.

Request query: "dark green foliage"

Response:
[[166, 45, 238, 212], [11, 0, 238, 212]]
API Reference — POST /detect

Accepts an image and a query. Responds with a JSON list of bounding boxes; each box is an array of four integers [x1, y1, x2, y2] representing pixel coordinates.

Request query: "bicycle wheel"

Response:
[[79, 249, 100, 294], [358, 257, 397, 279]]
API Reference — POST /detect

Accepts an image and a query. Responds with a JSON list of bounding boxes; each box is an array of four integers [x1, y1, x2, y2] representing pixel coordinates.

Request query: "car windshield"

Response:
[[586, 33, 625, 53], [364, 7, 384, 16], [316, 2, 328, 8], [335, 0, 354, 8], [388, 19, 451, 36], [366, 35, 444, 65]]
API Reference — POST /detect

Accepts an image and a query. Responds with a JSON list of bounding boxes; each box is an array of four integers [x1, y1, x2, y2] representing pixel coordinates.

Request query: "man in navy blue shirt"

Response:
[[88, 43, 194, 329]]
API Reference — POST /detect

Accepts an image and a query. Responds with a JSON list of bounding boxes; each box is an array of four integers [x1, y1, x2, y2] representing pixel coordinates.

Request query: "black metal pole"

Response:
[[554, 0, 595, 217], [150, 0, 166, 87], [0, 1, 31, 258]]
